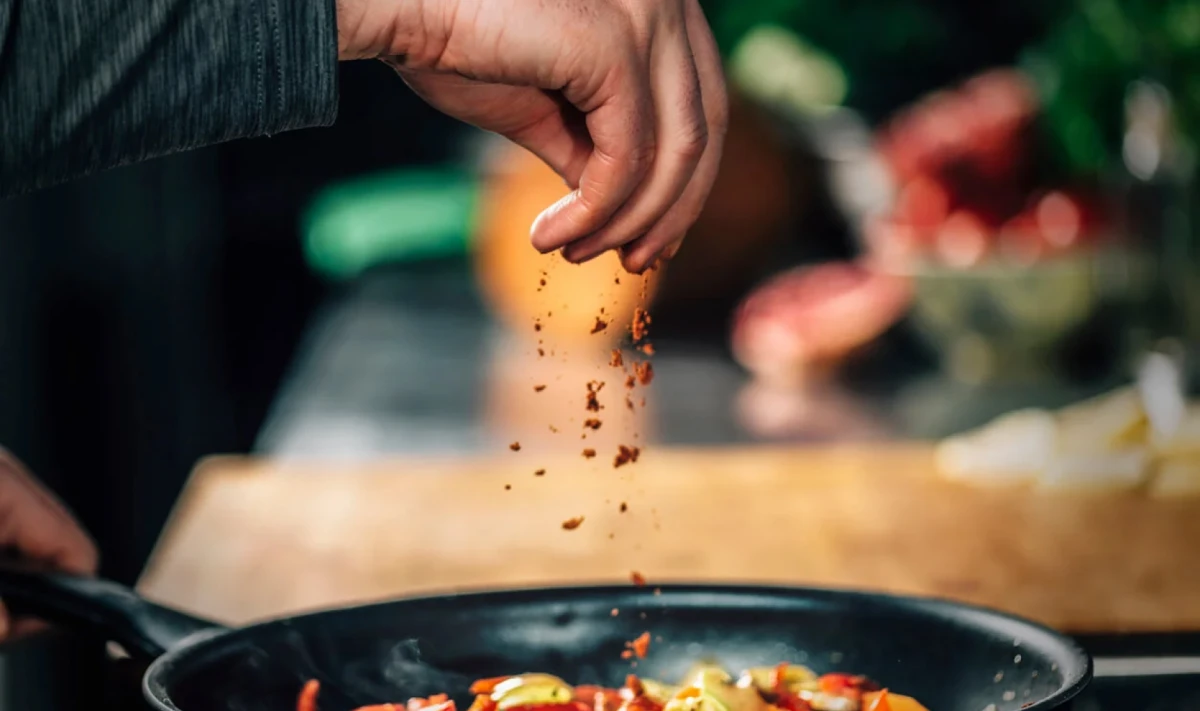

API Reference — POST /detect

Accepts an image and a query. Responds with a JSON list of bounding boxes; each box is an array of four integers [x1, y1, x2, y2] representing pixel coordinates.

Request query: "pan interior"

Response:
[[148, 586, 1090, 711]]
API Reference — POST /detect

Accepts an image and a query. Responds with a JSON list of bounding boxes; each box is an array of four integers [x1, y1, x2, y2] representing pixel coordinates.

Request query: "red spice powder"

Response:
[[633, 362, 654, 386], [591, 317, 609, 334], [582, 448, 597, 459], [631, 308, 651, 342], [613, 445, 640, 468], [625, 632, 651, 659], [534, 385, 546, 392], [509, 442, 521, 452], [610, 350, 624, 368], [631, 571, 647, 586], [562, 516, 584, 530], [586, 381, 605, 411], [584, 418, 602, 430]]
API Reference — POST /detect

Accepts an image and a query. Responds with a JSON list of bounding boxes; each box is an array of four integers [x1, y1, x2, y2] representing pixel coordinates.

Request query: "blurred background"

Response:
[[2, 0, 1199, 589]]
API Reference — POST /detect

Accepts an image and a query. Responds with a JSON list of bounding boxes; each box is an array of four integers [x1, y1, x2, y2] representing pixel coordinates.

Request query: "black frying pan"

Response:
[[0, 565, 1090, 711]]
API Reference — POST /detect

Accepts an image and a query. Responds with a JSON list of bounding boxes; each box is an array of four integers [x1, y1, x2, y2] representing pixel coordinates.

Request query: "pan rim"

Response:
[[143, 581, 1093, 711]]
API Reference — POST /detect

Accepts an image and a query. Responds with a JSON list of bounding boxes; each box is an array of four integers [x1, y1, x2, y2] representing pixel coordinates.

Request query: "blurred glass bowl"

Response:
[[897, 247, 1154, 385]]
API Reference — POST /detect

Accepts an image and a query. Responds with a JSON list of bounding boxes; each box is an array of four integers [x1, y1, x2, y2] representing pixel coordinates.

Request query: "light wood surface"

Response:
[[137, 445, 1200, 632]]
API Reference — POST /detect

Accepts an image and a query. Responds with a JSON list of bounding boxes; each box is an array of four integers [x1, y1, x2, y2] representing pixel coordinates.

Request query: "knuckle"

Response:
[[675, 123, 708, 161], [625, 141, 658, 175]]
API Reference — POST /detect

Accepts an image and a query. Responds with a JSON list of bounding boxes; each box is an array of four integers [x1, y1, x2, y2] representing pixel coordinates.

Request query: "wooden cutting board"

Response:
[[136, 444, 1200, 632]]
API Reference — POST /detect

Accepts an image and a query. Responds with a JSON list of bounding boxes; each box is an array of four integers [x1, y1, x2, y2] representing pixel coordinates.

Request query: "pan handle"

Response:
[[0, 560, 222, 658]]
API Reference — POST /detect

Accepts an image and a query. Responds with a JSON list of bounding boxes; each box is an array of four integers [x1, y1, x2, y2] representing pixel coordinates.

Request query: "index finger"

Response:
[[529, 48, 656, 253]]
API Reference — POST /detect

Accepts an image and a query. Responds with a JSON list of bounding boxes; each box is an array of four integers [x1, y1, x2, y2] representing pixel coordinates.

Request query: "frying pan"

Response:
[[0, 565, 1091, 711]]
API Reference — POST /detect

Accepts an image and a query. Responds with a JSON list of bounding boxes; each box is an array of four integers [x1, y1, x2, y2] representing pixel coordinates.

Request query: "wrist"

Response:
[[335, 0, 431, 61]]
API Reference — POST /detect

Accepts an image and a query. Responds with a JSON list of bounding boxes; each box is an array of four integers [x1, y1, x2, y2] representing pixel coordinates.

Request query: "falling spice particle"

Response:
[[615, 277, 621, 285], [584, 418, 602, 430], [634, 362, 654, 386], [534, 321, 543, 332], [538, 348, 546, 357], [534, 469, 546, 477], [610, 350, 624, 368], [562, 516, 585, 531], [624, 632, 651, 659], [505, 484, 512, 491], [631, 308, 651, 342], [549, 425, 559, 433], [534, 385, 546, 392], [640, 397, 646, 407], [591, 317, 609, 334], [625, 375, 636, 389], [621, 650, 633, 660], [582, 448, 597, 459], [639, 343, 656, 356], [625, 395, 635, 410], [586, 381, 605, 412], [611, 608, 620, 617], [631, 571, 647, 586], [509, 442, 521, 452], [539, 278, 547, 286], [613, 445, 641, 468], [619, 502, 628, 513]]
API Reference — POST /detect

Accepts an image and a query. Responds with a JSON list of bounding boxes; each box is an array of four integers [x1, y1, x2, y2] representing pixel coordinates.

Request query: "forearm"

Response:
[[0, 0, 339, 197]]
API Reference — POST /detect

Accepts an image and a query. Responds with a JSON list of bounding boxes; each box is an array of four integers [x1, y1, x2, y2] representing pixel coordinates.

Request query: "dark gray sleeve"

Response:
[[0, 0, 339, 197]]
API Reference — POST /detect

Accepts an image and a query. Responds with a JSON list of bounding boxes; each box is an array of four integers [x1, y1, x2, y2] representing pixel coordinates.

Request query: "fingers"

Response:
[[0, 449, 98, 575], [398, 69, 594, 187], [620, 0, 729, 272], [559, 3, 706, 265], [530, 0, 727, 271], [529, 40, 657, 253]]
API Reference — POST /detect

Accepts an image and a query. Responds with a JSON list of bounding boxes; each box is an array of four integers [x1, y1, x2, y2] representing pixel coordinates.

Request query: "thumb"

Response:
[[0, 449, 97, 575]]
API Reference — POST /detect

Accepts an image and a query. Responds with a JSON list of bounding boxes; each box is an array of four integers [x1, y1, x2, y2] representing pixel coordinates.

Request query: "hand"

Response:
[[0, 448, 98, 639], [337, 0, 729, 273]]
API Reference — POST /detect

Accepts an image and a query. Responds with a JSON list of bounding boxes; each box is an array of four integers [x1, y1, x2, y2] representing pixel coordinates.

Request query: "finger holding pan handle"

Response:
[[0, 556, 220, 658]]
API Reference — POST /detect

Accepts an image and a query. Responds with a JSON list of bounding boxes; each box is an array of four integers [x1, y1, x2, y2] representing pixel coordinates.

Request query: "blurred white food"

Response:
[[934, 409, 1056, 486], [1149, 459, 1200, 498], [1036, 449, 1150, 493], [935, 377, 1200, 496]]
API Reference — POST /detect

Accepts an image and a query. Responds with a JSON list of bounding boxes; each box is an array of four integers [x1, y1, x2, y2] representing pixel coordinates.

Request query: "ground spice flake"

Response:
[[509, 442, 521, 452], [625, 395, 635, 410], [614, 445, 640, 468], [584, 418, 602, 430], [634, 362, 654, 386], [562, 516, 585, 530], [639, 343, 655, 356], [534, 469, 546, 477], [625, 632, 651, 659], [631, 308, 651, 342], [505, 484, 512, 490], [610, 350, 624, 368], [631, 571, 647, 586], [534, 385, 546, 392], [625, 375, 636, 389], [582, 448, 597, 459], [591, 317, 609, 334], [586, 381, 605, 412], [619, 502, 628, 513]]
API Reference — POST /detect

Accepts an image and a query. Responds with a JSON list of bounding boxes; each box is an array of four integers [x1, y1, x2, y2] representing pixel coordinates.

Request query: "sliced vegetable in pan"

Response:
[[298, 664, 929, 711]]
